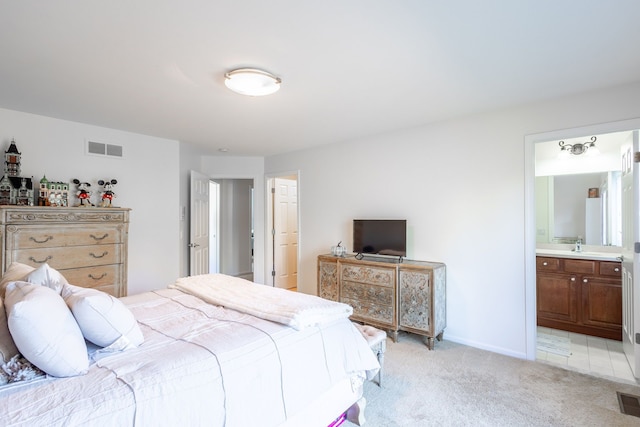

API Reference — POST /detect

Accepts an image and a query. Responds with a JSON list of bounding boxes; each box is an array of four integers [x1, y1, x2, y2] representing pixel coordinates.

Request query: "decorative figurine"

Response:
[[97, 179, 117, 207], [38, 175, 69, 207], [72, 179, 93, 207], [0, 139, 35, 205]]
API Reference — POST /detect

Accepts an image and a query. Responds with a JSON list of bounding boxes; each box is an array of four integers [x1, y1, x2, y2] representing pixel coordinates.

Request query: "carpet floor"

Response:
[[347, 332, 640, 427]]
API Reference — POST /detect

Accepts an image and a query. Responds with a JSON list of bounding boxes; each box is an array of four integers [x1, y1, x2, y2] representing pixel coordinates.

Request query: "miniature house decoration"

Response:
[[0, 139, 34, 205], [38, 175, 70, 207]]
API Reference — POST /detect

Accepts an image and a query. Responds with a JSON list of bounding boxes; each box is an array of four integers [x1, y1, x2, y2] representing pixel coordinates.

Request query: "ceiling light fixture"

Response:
[[558, 136, 597, 156], [224, 68, 281, 96]]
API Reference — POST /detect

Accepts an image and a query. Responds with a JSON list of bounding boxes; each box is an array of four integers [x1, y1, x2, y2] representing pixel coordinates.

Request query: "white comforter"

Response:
[[170, 273, 353, 330], [0, 288, 379, 427]]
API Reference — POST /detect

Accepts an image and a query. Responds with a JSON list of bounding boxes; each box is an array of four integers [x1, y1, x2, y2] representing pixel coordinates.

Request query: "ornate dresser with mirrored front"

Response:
[[318, 254, 446, 349]]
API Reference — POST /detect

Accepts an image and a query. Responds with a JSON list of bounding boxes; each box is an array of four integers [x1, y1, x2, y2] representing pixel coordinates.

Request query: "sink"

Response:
[[536, 248, 621, 261]]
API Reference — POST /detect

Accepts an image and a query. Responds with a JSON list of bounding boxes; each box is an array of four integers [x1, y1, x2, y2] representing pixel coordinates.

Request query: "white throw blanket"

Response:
[[169, 274, 353, 330]]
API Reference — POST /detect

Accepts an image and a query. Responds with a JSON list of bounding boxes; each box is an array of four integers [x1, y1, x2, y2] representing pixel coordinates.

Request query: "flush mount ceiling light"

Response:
[[224, 68, 281, 96], [559, 136, 598, 156]]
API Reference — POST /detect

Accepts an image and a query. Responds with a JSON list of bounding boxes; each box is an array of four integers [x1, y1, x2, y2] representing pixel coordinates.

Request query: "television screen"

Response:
[[353, 219, 406, 257]]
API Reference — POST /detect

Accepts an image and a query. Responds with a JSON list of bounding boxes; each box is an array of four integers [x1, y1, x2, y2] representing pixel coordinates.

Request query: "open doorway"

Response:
[[526, 119, 640, 381], [266, 173, 299, 290], [190, 174, 254, 279], [213, 178, 254, 280]]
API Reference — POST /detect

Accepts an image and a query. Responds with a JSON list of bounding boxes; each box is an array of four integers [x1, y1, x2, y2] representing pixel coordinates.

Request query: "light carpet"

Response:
[[536, 332, 572, 357], [347, 332, 640, 427]]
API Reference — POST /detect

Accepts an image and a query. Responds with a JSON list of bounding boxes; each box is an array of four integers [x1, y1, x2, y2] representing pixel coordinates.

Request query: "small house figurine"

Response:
[[0, 139, 35, 205], [97, 179, 117, 207], [72, 179, 93, 207], [38, 175, 70, 207]]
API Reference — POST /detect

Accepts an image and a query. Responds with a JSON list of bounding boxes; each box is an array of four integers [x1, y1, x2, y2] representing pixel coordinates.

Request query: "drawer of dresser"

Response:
[[5, 225, 123, 249], [340, 264, 395, 287], [344, 297, 395, 326], [341, 280, 395, 306], [10, 244, 121, 269], [61, 265, 122, 296]]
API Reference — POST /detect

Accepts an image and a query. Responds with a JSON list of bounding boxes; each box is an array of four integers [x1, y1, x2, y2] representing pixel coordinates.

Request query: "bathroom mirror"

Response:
[[535, 130, 630, 248], [535, 171, 621, 247]]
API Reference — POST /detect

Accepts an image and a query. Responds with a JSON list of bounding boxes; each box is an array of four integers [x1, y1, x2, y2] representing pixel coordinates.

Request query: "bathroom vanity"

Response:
[[536, 249, 622, 340]]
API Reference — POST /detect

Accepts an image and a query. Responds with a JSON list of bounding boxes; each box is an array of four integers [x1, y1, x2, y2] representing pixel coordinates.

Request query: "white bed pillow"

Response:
[[25, 263, 68, 294], [4, 281, 89, 377], [0, 262, 35, 298], [0, 294, 20, 364], [61, 283, 144, 349]]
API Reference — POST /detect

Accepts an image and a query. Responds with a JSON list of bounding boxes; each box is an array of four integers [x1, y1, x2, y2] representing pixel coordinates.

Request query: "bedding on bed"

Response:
[[170, 273, 353, 331], [0, 285, 379, 427]]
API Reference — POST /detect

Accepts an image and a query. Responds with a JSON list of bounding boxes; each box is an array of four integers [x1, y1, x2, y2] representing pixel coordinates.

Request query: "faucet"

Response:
[[574, 237, 582, 252]]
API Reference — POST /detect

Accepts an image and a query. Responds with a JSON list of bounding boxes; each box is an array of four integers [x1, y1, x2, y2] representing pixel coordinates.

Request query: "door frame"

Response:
[[525, 117, 640, 361], [265, 171, 300, 288]]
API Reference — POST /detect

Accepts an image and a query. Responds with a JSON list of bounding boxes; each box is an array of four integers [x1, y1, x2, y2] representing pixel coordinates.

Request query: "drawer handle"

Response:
[[615, 267, 620, 272], [570, 277, 576, 281], [583, 278, 588, 283], [90, 233, 109, 241], [89, 251, 108, 259], [88, 273, 107, 280], [29, 255, 52, 264], [29, 236, 53, 244], [542, 262, 548, 266]]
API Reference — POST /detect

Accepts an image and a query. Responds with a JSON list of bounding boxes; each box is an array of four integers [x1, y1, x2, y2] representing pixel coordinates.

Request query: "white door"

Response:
[[622, 130, 640, 377], [272, 177, 298, 289], [189, 170, 210, 276]]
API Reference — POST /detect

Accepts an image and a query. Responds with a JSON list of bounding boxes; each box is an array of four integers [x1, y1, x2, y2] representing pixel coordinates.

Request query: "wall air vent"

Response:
[[86, 140, 123, 158]]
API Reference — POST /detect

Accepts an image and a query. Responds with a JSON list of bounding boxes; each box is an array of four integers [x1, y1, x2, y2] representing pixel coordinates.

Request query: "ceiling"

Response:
[[1, 1, 640, 157]]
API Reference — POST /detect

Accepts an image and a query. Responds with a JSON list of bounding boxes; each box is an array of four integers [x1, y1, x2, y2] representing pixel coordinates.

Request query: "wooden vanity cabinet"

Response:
[[536, 256, 621, 340]]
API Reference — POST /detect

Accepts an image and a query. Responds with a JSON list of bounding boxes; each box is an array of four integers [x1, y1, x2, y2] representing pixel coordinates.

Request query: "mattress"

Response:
[[0, 288, 379, 426]]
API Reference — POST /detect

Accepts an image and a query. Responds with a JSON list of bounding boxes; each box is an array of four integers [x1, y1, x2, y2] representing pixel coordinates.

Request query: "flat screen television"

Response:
[[353, 219, 406, 259]]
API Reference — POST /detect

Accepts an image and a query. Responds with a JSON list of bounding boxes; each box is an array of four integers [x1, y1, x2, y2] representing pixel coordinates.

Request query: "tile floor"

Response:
[[537, 326, 638, 384]]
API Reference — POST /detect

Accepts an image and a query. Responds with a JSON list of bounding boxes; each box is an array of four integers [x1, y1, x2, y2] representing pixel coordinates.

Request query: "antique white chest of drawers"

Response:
[[0, 206, 130, 297]]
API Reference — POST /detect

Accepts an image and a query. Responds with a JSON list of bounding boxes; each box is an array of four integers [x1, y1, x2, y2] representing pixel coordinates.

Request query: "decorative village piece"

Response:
[[98, 179, 117, 207], [72, 179, 94, 207], [0, 140, 120, 208], [0, 140, 34, 205], [38, 175, 70, 207]]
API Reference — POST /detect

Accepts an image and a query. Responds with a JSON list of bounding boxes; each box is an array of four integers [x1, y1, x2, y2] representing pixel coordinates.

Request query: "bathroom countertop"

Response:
[[535, 248, 622, 262]]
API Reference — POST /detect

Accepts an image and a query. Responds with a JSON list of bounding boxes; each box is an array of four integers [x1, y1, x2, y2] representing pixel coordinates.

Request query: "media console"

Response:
[[318, 254, 446, 350]]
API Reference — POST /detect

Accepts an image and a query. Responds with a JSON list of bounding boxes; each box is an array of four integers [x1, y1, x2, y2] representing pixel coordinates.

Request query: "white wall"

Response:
[[0, 108, 181, 295], [265, 81, 640, 358]]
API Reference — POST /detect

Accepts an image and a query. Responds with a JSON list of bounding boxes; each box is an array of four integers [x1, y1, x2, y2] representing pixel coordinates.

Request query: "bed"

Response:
[[0, 268, 380, 427]]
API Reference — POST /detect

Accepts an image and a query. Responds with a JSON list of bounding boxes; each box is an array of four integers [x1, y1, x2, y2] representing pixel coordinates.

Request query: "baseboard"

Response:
[[444, 333, 527, 360]]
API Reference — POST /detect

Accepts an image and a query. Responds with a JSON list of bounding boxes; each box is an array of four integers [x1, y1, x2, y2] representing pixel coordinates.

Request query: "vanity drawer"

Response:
[[536, 257, 560, 272], [600, 261, 622, 277], [563, 259, 596, 274]]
